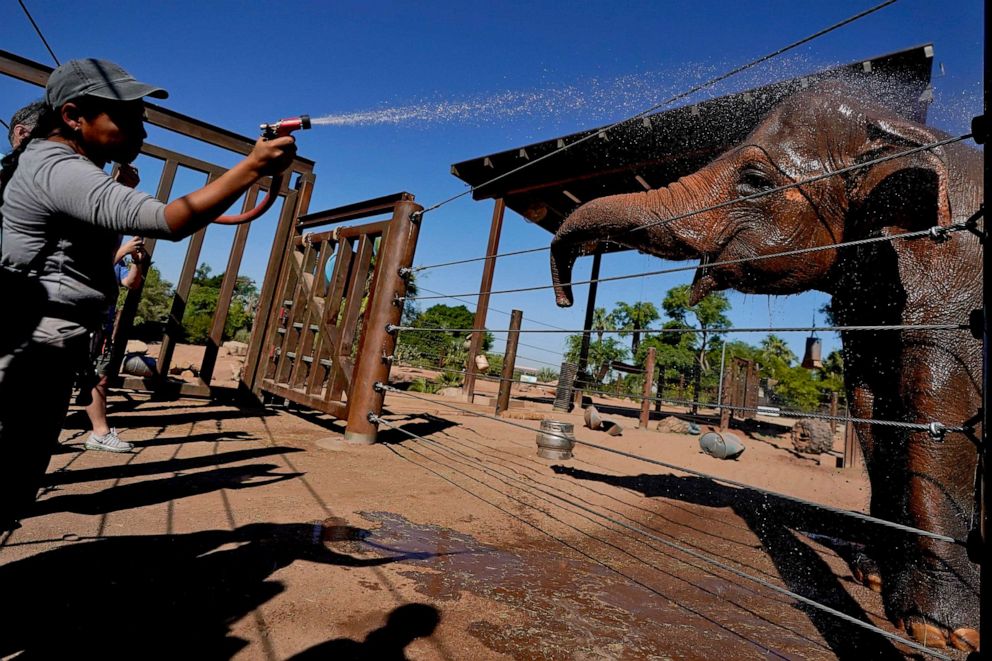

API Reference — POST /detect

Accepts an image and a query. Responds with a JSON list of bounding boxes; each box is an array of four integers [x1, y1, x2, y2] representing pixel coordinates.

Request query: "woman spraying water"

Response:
[[0, 58, 297, 531]]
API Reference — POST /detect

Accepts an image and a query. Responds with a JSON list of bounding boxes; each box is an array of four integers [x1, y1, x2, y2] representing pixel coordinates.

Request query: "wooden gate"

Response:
[[721, 357, 760, 426], [245, 193, 422, 441]]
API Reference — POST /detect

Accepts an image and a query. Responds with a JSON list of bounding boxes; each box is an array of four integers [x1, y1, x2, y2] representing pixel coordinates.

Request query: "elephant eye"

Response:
[[738, 168, 775, 195]]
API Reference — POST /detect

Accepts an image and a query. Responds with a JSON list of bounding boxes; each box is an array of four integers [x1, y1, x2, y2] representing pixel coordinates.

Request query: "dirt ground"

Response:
[[0, 352, 963, 660]]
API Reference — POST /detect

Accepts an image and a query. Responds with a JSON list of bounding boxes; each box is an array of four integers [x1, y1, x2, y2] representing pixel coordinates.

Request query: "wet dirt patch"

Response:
[[324, 511, 825, 659]]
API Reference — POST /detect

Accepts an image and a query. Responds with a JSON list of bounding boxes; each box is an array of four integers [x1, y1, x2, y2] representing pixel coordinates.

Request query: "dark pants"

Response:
[[0, 334, 87, 530]]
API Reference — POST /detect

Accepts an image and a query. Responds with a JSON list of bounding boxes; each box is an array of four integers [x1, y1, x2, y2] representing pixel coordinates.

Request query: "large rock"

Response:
[[125, 339, 148, 355], [791, 419, 834, 454], [656, 416, 696, 434], [223, 341, 249, 357]]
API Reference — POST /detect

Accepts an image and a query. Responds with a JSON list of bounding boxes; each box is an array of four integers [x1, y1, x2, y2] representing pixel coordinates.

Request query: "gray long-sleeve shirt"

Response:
[[1, 140, 174, 329]]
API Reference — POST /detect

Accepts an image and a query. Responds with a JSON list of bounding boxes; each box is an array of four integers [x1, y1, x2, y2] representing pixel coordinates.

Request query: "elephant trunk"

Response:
[[550, 178, 720, 307]]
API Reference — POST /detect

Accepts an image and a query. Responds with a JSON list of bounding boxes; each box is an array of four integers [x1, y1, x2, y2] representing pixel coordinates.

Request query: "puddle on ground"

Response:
[[313, 511, 830, 660]]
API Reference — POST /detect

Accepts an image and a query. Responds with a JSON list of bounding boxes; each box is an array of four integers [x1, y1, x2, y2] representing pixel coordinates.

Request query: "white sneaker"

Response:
[[85, 428, 134, 453]]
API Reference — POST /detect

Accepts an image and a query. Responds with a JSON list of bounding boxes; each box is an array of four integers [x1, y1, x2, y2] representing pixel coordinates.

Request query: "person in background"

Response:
[[6, 101, 45, 152], [80, 234, 147, 452], [0, 58, 296, 531]]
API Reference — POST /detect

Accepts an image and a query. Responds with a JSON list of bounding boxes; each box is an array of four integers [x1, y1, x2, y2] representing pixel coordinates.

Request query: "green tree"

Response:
[[610, 301, 659, 354], [396, 304, 493, 368], [179, 263, 259, 344], [591, 307, 616, 342], [760, 334, 797, 367], [564, 334, 628, 384], [123, 265, 173, 338], [817, 349, 846, 403], [661, 285, 731, 411]]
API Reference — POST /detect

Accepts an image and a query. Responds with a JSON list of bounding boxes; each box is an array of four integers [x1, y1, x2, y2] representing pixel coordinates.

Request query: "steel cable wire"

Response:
[[540, 383, 971, 435], [415, 284, 570, 332], [373, 414, 953, 660], [393, 360, 560, 392], [393, 355, 965, 434], [376, 385, 964, 546], [378, 427, 817, 658], [389, 348, 972, 433], [17, 0, 60, 65], [407, 132, 971, 276], [393, 339, 562, 368], [390, 422, 842, 645], [392, 322, 970, 334], [403, 209, 976, 301], [415, 0, 901, 216]]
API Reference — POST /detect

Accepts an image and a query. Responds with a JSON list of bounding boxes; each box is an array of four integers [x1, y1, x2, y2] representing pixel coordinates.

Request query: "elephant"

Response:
[[549, 82, 982, 652]]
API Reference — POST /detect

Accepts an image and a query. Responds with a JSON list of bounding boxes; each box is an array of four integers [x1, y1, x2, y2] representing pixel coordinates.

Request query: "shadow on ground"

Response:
[[553, 466, 907, 660], [0, 523, 439, 659], [289, 603, 441, 660]]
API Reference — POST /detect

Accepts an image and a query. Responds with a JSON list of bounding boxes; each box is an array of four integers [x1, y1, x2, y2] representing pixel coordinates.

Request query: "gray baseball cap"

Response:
[[46, 58, 168, 108]]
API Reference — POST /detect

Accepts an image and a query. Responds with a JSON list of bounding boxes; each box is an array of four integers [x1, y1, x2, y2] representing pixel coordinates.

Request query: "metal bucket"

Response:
[[537, 420, 575, 460], [699, 431, 746, 460]]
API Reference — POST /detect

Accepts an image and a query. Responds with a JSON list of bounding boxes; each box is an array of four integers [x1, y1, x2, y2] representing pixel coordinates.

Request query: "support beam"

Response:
[[463, 198, 506, 402], [573, 249, 603, 408], [496, 310, 523, 415], [343, 199, 423, 444]]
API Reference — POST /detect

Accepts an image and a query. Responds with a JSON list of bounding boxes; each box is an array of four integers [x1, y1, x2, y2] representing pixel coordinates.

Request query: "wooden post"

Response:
[[639, 348, 655, 428], [463, 198, 506, 403], [573, 250, 603, 409], [841, 421, 862, 470], [108, 160, 178, 379], [495, 310, 522, 415], [343, 198, 422, 444]]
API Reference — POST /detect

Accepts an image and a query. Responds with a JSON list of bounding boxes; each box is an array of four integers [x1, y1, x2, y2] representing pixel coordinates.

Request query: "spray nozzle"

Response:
[[260, 115, 312, 139]]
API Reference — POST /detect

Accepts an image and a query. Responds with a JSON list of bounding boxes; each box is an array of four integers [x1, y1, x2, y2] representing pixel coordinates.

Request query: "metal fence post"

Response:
[[496, 310, 523, 415], [343, 198, 423, 444], [639, 347, 656, 428]]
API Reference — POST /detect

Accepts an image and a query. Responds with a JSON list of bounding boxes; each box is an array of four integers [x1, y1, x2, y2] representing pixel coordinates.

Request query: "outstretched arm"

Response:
[[163, 136, 297, 238]]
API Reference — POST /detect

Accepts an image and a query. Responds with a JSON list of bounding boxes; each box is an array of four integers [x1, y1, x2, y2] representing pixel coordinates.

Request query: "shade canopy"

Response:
[[450, 45, 934, 255]]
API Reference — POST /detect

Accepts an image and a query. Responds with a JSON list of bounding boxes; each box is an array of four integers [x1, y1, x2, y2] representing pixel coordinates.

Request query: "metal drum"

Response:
[[699, 431, 746, 460], [537, 420, 575, 460]]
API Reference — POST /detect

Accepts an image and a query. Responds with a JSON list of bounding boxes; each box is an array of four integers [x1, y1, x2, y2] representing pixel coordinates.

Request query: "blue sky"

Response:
[[1, 0, 984, 369]]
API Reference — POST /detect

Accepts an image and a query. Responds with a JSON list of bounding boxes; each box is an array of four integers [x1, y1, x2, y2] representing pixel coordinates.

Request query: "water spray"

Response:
[[215, 114, 312, 225]]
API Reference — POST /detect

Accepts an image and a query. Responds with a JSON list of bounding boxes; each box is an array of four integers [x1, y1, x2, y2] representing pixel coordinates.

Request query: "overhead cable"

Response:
[[373, 413, 952, 660], [407, 135, 973, 276], [403, 188, 975, 303], [416, 0, 902, 216], [375, 385, 964, 546], [17, 0, 60, 65], [414, 284, 569, 332], [391, 323, 969, 335]]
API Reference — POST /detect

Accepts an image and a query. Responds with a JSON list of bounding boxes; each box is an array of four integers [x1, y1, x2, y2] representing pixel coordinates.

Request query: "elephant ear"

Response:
[[847, 110, 953, 228]]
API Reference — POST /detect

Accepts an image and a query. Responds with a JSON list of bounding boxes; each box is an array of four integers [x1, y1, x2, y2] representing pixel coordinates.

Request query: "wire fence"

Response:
[[373, 412, 954, 660], [403, 205, 977, 302]]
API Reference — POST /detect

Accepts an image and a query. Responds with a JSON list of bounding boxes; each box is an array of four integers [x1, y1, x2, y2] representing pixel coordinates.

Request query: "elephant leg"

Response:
[[871, 360, 980, 651], [876, 430, 980, 651], [845, 388, 885, 594]]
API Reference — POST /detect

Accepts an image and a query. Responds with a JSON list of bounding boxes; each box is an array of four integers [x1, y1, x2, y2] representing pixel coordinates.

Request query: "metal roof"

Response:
[[450, 44, 934, 251]]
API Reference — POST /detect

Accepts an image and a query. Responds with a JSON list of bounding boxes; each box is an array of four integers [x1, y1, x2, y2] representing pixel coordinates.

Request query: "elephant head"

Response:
[[550, 82, 956, 308], [550, 82, 983, 651]]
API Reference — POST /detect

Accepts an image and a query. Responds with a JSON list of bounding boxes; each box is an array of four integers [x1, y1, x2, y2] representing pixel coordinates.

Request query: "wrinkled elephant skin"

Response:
[[550, 83, 982, 650]]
